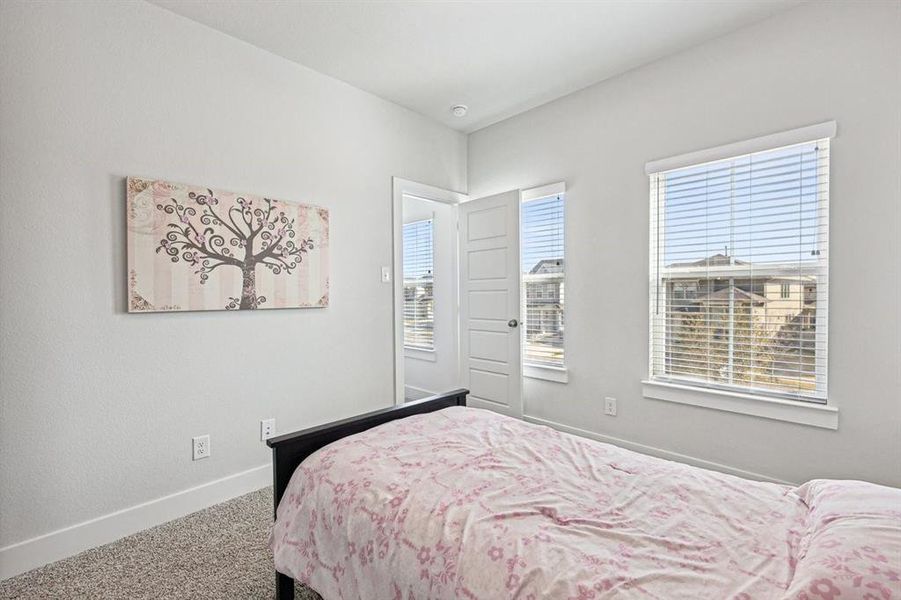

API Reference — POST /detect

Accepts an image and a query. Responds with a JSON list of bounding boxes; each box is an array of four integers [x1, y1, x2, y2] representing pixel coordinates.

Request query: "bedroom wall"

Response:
[[0, 0, 465, 573], [468, 1, 901, 487], [403, 196, 460, 397]]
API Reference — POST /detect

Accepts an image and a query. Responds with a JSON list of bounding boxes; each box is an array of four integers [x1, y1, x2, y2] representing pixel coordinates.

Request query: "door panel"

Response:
[[470, 368, 509, 405], [459, 190, 522, 418], [469, 330, 507, 362], [468, 248, 507, 279], [467, 205, 507, 240], [468, 290, 507, 320]]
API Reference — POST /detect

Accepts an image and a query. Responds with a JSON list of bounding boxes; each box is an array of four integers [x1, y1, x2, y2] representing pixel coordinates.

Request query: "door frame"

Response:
[[392, 177, 468, 406]]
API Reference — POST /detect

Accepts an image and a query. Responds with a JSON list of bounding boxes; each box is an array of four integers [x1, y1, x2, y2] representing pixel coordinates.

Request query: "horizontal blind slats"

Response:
[[403, 220, 434, 350], [522, 193, 565, 369], [649, 139, 829, 402]]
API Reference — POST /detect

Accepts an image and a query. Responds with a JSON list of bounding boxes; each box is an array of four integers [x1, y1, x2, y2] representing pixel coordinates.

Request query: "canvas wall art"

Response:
[[127, 177, 329, 312]]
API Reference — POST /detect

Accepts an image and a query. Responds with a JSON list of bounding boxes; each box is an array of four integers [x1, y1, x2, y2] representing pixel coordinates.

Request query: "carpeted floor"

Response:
[[0, 487, 321, 600]]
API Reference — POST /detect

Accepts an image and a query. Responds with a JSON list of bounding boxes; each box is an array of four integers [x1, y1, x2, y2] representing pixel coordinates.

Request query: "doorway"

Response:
[[392, 179, 528, 419], [392, 178, 466, 405]]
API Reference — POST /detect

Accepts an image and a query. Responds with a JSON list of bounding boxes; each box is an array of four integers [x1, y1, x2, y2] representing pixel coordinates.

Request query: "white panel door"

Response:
[[459, 191, 522, 418]]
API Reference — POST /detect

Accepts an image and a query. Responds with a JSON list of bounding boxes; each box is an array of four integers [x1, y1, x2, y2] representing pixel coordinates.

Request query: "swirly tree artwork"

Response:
[[127, 177, 329, 312]]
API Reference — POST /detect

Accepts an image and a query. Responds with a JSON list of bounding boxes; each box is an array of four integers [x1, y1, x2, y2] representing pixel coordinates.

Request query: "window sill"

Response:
[[524, 364, 568, 383], [641, 380, 838, 430], [404, 347, 437, 362]]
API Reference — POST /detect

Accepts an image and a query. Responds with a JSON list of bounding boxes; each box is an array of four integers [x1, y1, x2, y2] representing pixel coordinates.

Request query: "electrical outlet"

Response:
[[604, 397, 617, 417], [381, 266, 391, 283], [192, 434, 210, 460], [260, 418, 276, 441]]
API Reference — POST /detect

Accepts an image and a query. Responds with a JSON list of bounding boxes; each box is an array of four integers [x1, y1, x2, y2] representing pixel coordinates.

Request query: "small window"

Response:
[[403, 219, 434, 350], [649, 138, 830, 402], [521, 187, 565, 369]]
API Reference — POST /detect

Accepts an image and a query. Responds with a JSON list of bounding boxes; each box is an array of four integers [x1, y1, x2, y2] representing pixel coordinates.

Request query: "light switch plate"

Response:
[[381, 266, 391, 283]]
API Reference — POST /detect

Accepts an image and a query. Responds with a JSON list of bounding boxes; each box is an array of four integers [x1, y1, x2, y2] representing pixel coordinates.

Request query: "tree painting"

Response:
[[126, 177, 329, 313], [155, 190, 314, 309]]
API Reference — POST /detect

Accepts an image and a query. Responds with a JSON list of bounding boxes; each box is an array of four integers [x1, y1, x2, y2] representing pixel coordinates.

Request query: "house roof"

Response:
[[693, 287, 768, 305], [529, 258, 564, 274], [668, 253, 750, 269]]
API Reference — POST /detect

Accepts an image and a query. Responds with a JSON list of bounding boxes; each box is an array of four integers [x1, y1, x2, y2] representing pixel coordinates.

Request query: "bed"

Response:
[[267, 390, 901, 599]]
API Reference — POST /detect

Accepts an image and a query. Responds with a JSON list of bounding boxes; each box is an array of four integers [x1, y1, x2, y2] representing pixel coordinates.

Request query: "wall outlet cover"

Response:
[[260, 419, 276, 441], [192, 434, 211, 460], [604, 397, 617, 416]]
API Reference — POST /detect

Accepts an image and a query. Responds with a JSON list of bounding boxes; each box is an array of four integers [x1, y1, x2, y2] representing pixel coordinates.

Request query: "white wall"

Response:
[[0, 0, 465, 568], [469, 1, 901, 487], [402, 196, 459, 397]]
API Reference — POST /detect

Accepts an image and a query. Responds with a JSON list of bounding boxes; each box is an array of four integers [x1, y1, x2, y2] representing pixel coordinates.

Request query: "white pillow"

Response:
[[782, 479, 901, 600]]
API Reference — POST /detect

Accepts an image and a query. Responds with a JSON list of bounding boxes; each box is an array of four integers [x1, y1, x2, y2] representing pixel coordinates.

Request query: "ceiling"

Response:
[[150, 0, 800, 133]]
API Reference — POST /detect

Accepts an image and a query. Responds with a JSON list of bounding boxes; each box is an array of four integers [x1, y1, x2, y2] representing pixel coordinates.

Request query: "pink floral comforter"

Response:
[[271, 407, 900, 599]]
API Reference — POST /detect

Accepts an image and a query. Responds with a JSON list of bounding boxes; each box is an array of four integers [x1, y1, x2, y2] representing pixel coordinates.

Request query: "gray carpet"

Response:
[[0, 487, 321, 600]]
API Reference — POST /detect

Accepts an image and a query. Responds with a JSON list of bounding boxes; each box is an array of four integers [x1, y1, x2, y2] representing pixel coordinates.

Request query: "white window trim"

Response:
[[520, 182, 567, 376], [642, 380, 838, 430], [524, 364, 569, 383], [521, 181, 565, 202], [645, 120, 836, 174], [404, 346, 437, 362], [645, 122, 836, 425]]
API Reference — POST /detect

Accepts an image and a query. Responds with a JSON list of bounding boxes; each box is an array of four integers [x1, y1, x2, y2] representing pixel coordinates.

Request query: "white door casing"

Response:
[[459, 191, 523, 418]]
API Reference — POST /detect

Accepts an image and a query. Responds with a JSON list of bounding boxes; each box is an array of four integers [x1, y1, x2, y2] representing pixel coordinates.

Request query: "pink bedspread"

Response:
[[270, 407, 891, 599]]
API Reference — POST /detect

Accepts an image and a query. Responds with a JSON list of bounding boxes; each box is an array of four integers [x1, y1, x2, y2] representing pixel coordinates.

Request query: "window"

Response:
[[403, 219, 434, 349], [521, 185, 565, 369], [649, 136, 830, 403]]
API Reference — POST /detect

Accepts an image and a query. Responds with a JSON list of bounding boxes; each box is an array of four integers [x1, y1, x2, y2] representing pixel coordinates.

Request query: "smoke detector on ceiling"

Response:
[[451, 104, 468, 118]]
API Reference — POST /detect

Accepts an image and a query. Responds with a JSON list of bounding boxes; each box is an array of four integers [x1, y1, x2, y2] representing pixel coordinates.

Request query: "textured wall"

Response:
[[0, 0, 465, 547], [469, 1, 901, 487]]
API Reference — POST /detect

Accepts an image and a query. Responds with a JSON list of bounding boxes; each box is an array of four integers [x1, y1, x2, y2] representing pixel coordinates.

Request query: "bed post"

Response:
[[276, 572, 294, 600], [268, 388, 468, 600], [273, 451, 295, 600]]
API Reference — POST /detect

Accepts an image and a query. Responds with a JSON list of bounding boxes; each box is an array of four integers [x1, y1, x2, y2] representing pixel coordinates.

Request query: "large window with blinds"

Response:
[[649, 137, 830, 402], [521, 188, 565, 369], [403, 219, 434, 350]]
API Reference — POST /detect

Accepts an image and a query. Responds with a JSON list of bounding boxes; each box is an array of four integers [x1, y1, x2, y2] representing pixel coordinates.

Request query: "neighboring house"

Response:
[[666, 254, 814, 330], [663, 254, 818, 389], [524, 258, 564, 341]]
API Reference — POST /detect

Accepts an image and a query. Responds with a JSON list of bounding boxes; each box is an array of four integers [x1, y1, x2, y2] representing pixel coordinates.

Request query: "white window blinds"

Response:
[[521, 190, 565, 368], [649, 136, 830, 402], [403, 219, 434, 349]]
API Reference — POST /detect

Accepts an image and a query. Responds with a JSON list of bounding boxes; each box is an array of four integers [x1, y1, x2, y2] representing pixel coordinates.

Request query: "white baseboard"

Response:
[[0, 463, 270, 581], [522, 415, 795, 486]]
